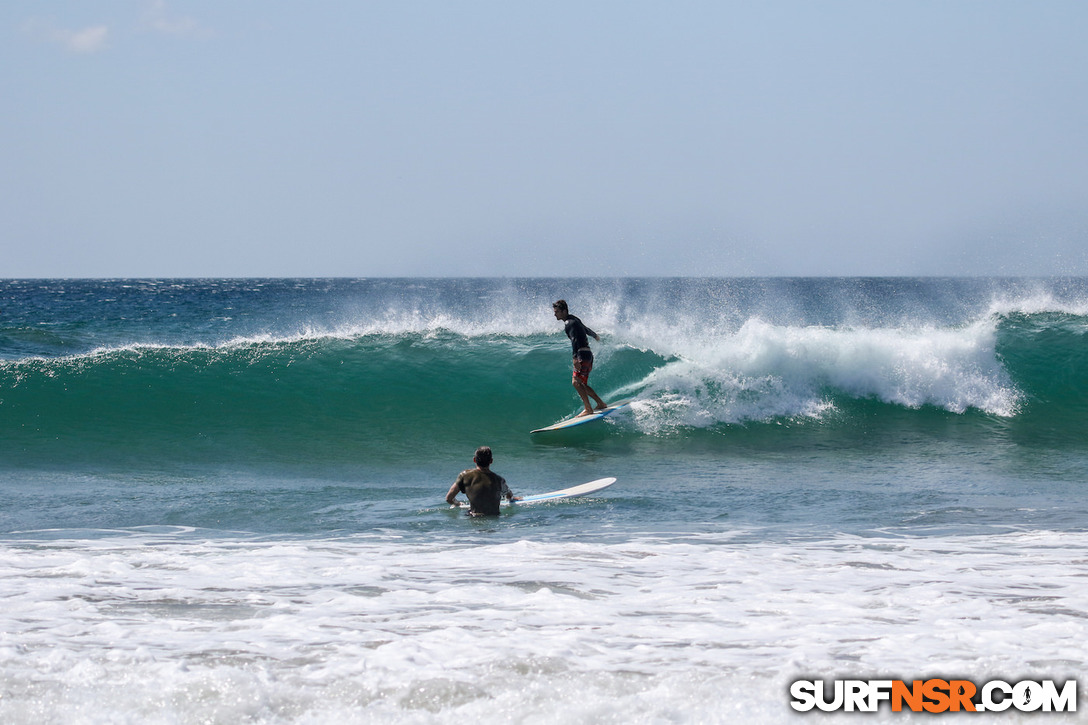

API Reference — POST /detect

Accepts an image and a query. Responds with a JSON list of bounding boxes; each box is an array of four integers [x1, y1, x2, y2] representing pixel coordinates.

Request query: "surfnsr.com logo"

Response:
[[790, 679, 1077, 713]]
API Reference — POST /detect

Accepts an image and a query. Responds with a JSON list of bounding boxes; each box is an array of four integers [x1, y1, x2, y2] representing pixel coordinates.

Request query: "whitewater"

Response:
[[1, 277, 1086, 723]]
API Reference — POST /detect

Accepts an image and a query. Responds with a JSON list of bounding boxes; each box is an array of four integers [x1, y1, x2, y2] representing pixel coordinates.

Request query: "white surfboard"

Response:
[[509, 476, 617, 504], [530, 400, 633, 434]]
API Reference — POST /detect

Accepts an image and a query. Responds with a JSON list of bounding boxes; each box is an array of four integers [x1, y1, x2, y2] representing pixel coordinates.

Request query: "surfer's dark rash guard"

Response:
[[563, 315, 596, 360], [455, 469, 508, 516]]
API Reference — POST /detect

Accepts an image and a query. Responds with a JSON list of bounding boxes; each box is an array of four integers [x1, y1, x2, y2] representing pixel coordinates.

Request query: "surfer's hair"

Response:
[[474, 446, 493, 467], [552, 300, 568, 313]]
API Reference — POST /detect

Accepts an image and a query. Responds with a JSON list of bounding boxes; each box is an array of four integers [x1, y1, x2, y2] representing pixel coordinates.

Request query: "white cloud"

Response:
[[141, 0, 208, 37], [24, 19, 109, 54], [66, 25, 109, 53]]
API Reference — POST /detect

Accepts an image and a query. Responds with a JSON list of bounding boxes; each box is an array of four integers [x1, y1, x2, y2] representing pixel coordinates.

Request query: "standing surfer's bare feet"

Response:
[[576, 409, 594, 417]]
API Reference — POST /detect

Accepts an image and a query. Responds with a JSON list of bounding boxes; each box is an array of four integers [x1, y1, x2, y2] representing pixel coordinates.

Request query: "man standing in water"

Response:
[[552, 299, 608, 417], [446, 446, 520, 516]]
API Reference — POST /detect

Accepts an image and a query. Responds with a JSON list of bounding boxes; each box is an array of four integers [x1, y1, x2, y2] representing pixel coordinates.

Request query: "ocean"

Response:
[[1, 277, 1085, 723]]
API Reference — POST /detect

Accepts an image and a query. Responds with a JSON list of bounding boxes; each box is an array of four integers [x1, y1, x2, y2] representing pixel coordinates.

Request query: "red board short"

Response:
[[572, 353, 593, 385]]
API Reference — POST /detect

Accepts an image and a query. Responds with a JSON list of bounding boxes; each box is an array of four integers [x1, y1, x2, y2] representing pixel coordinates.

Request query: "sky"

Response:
[[2, 1, 1087, 278]]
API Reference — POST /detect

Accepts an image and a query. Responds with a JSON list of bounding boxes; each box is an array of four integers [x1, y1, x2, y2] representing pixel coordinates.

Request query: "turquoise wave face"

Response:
[[0, 332, 662, 467], [2, 304, 1088, 471], [991, 311, 1088, 442], [4, 278, 1088, 472]]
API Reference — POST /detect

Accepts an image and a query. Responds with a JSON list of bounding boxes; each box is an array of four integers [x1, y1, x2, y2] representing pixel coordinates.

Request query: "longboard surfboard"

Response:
[[509, 476, 617, 504], [530, 400, 633, 434]]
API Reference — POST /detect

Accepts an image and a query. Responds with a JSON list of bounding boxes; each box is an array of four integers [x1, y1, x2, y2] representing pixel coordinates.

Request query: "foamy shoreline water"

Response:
[[2, 529, 1084, 723]]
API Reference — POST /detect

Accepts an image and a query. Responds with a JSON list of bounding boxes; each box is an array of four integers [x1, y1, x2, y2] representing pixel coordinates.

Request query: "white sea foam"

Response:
[[1, 529, 1084, 723], [985, 288, 1088, 318], [619, 315, 1021, 430]]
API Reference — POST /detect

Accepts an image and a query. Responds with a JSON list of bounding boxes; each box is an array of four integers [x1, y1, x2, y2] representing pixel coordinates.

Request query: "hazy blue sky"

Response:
[[2, 1, 1086, 277]]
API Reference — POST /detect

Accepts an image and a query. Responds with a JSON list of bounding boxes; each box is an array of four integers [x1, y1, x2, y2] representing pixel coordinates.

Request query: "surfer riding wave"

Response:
[[552, 299, 608, 417]]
